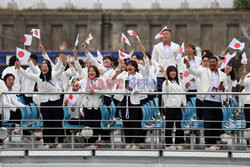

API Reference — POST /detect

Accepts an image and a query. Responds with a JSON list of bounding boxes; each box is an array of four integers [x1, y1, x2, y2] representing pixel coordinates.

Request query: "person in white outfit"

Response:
[[112, 60, 146, 149], [2, 56, 23, 92], [162, 66, 186, 150], [15, 44, 67, 149], [184, 56, 228, 150]]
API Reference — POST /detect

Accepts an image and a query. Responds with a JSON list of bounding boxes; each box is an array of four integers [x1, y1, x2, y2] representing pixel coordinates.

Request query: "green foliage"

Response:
[[233, 0, 250, 10]]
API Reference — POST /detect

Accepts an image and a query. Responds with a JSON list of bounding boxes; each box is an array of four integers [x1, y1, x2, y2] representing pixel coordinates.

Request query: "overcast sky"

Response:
[[0, 0, 234, 9]]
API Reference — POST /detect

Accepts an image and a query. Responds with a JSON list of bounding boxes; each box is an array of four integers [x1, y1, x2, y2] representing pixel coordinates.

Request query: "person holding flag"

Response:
[[181, 42, 202, 102], [151, 28, 180, 93], [15, 43, 68, 150]]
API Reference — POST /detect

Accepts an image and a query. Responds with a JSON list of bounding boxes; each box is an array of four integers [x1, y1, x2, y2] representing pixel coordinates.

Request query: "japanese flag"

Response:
[[127, 30, 140, 42], [152, 61, 160, 78], [118, 50, 131, 60], [241, 52, 248, 65], [85, 33, 93, 45], [228, 38, 245, 51], [24, 34, 32, 46], [155, 26, 167, 40], [176, 42, 184, 61], [31, 29, 40, 39], [16, 47, 31, 62], [97, 50, 103, 64], [121, 33, 131, 46], [68, 94, 76, 106], [183, 70, 193, 84], [220, 52, 236, 69], [75, 33, 80, 47]]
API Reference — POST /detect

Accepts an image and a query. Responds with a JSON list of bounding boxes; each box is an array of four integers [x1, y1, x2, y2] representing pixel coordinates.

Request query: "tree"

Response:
[[233, 0, 250, 10]]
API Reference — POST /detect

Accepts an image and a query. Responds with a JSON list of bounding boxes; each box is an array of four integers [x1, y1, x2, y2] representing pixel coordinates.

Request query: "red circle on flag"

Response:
[[234, 43, 241, 48], [132, 31, 137, 37], [18, 51, 24, 58], [122, 37, 126, 42], [184, 71, 190, 77], [69, 94, 73, 100], [24, 36, 27, 43], [34, 30, 38, 36]]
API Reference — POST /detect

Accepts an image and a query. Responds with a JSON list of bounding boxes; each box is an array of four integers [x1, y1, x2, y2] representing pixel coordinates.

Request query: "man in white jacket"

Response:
[[184, 56, 228, 150], [151, 28, 180, 92]]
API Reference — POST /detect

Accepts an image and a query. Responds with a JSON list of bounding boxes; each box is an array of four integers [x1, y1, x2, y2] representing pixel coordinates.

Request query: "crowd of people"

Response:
[[0, 28, 249, 151]]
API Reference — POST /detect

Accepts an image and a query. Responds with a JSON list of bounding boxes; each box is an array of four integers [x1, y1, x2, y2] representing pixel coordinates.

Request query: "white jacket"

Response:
[[74, 59, 87, 79], [0, 80, 8, 115], [3, 91, 25, 121], [2, 66, 23, 92], [188, 67, 228, 103], [162, 80, 186, 108], [80, 77, 105, 110], [152, 41, 180, 77], [238, 73, 250, 104], [19, 61, 40, 97], [17, 60, 66, 103], [113, 71, 146, 104]]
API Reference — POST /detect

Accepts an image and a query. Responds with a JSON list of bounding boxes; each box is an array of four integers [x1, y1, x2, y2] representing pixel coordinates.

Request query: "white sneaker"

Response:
[[124, 144, 133, 149], [131, 144, 139, 150], [85, 145, 99, 149], [165, 145, 178, 150], [44, 144, 51, 149], [205, 145, 221, 151], [220, 134, 232, 145], [176, 146, 184, 150], [56, 144, 62, 150]]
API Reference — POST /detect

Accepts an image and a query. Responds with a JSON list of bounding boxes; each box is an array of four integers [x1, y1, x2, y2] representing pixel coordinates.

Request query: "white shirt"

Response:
[[204, 71, 221, 102], [20, 61, 40, 97]]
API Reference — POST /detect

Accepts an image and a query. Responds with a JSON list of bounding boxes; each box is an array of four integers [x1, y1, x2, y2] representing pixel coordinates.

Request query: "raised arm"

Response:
[[40, 43, 55, 69], [81, 43, 102, 70], [15, 61, 39, 81], [27, 58, 40, 74]]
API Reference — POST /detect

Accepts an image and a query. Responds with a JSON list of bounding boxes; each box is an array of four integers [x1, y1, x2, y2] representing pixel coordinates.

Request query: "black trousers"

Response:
[[119, 97, 146, 144], [196, 98, 204, 120], [157, 77, 165, 114], [203, 100, 223, 145], [40, 99, 64, 144], [83, 108, 110, 144], [244, 104, 250, 128], [20, 94, 33, 104], [164, 108, 185, 145], [186, 89, 197, 102]]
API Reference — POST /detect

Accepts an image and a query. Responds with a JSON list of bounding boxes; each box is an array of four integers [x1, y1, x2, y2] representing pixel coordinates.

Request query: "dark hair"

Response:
[[9, 56, 18, 66], [162, 28, 172, 34], [132, 54, 141, 60], [54, 55, 59, 62], [88, 65, 100, 78], [78, 59, 84, 68], [3, 73, 15, 84], [146, 53, 151, 60], [166, 66, 179, 84], [39, 60, 52, 81], [127, 60, 139, 72], [186, 42, 196, 55], [202, 49, 213, 57], [30, 54, 38, 63], [202, 54, 211, 61], [103, 54, 114, 63], [221, 61, 236, 80], [34, 82, 38, 92], [209, 56, 218, 62]]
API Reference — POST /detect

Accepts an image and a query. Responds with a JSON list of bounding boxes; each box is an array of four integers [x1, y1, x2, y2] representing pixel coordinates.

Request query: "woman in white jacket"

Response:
[[76, 65, 106, 149], [112, 60, 146, 149], [162, 66, 186, 150], [16, 54, 67, 149]]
